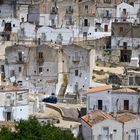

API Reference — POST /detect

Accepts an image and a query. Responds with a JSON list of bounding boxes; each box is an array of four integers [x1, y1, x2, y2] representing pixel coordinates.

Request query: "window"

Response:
[[75, 70, 78, 76], [6, 93, 11, 99], [129, 76, 135, 85], [18, 81, 22, 86], [13, 24, 15, 27], [18, 52, 23, 61], [130, 129, 138, 140], [123, 9, 127, 15], [98, 100, 103, 110], [120, 27, 123, 32], [105, 10, 109, 17], [84, 19, 89, 26], [47, 69, 49, 72], [38, 52, 43, 59], [39, 67, 43, 73], [19, 67, 22, 72], [85, 5, 88, 10], [1, 65, 4, 73], [102, 127, 109, 137], [123, 42, 127, 47], [18, 94, 23, 101], [124, 100, 129, 110]]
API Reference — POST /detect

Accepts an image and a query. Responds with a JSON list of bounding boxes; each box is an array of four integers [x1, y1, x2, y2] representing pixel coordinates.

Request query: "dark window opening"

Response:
[[98, 100, 103, 110], [39, 67, 43, 73], [38, 52, 43, 59], [124, 100, 129, 110], [85, 5, 88, 10], [18, 52, 23, 61], [120, 50, 132, 62], [84, 19, 88, 26], [75, 70, 78, 76], [18, 81, 22, 86], [19, 67, 22, 72]]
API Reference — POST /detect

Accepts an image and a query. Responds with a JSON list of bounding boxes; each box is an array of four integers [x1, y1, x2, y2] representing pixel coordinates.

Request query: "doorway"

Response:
[[124, 100, 129, 110], [6, 112, 11, 121]]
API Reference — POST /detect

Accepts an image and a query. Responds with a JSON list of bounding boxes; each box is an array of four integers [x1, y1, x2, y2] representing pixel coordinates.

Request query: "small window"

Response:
[[98, 100, 103, 110], [123, 42, 127, 47], [18, 52, 23, 61], [75, 70, 78, 76], [38, 52, 43, 59], [18, 81, 22, 86], [85, 5, 88, 10], [19, 67, 22, 72], [6, 93, 11, 99], [47, 69, 49, 72], [18, 94, 23, 101], [39, 67, 43, 73], [13, 24, 15, 27]]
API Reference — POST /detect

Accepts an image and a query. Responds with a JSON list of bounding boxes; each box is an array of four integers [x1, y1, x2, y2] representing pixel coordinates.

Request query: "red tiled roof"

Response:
[[81, 111, 113, 126], [85, 85, 112, 93]]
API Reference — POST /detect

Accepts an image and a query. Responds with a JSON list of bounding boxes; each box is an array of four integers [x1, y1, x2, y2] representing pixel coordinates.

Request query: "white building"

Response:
[[62, 44, 92, 94], [81, 111, 123, 140], [37, 26, 73, 45], [84, 85, 140, 114], [0, 88, 29, 121], [116, 2, 136, 22], [81, 111, 140, 140], [117, 113, 140, 140]]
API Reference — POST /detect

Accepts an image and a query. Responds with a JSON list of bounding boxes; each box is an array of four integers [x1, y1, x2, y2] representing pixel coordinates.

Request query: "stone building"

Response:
[[111, 22, 140, 67]]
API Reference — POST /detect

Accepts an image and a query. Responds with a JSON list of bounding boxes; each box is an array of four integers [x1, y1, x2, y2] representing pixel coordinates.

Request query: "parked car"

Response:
[[42, 96, 57, 104]]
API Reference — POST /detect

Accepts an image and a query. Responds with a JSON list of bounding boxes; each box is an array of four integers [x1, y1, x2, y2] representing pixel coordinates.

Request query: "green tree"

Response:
[[0, 117, 80, 140]]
